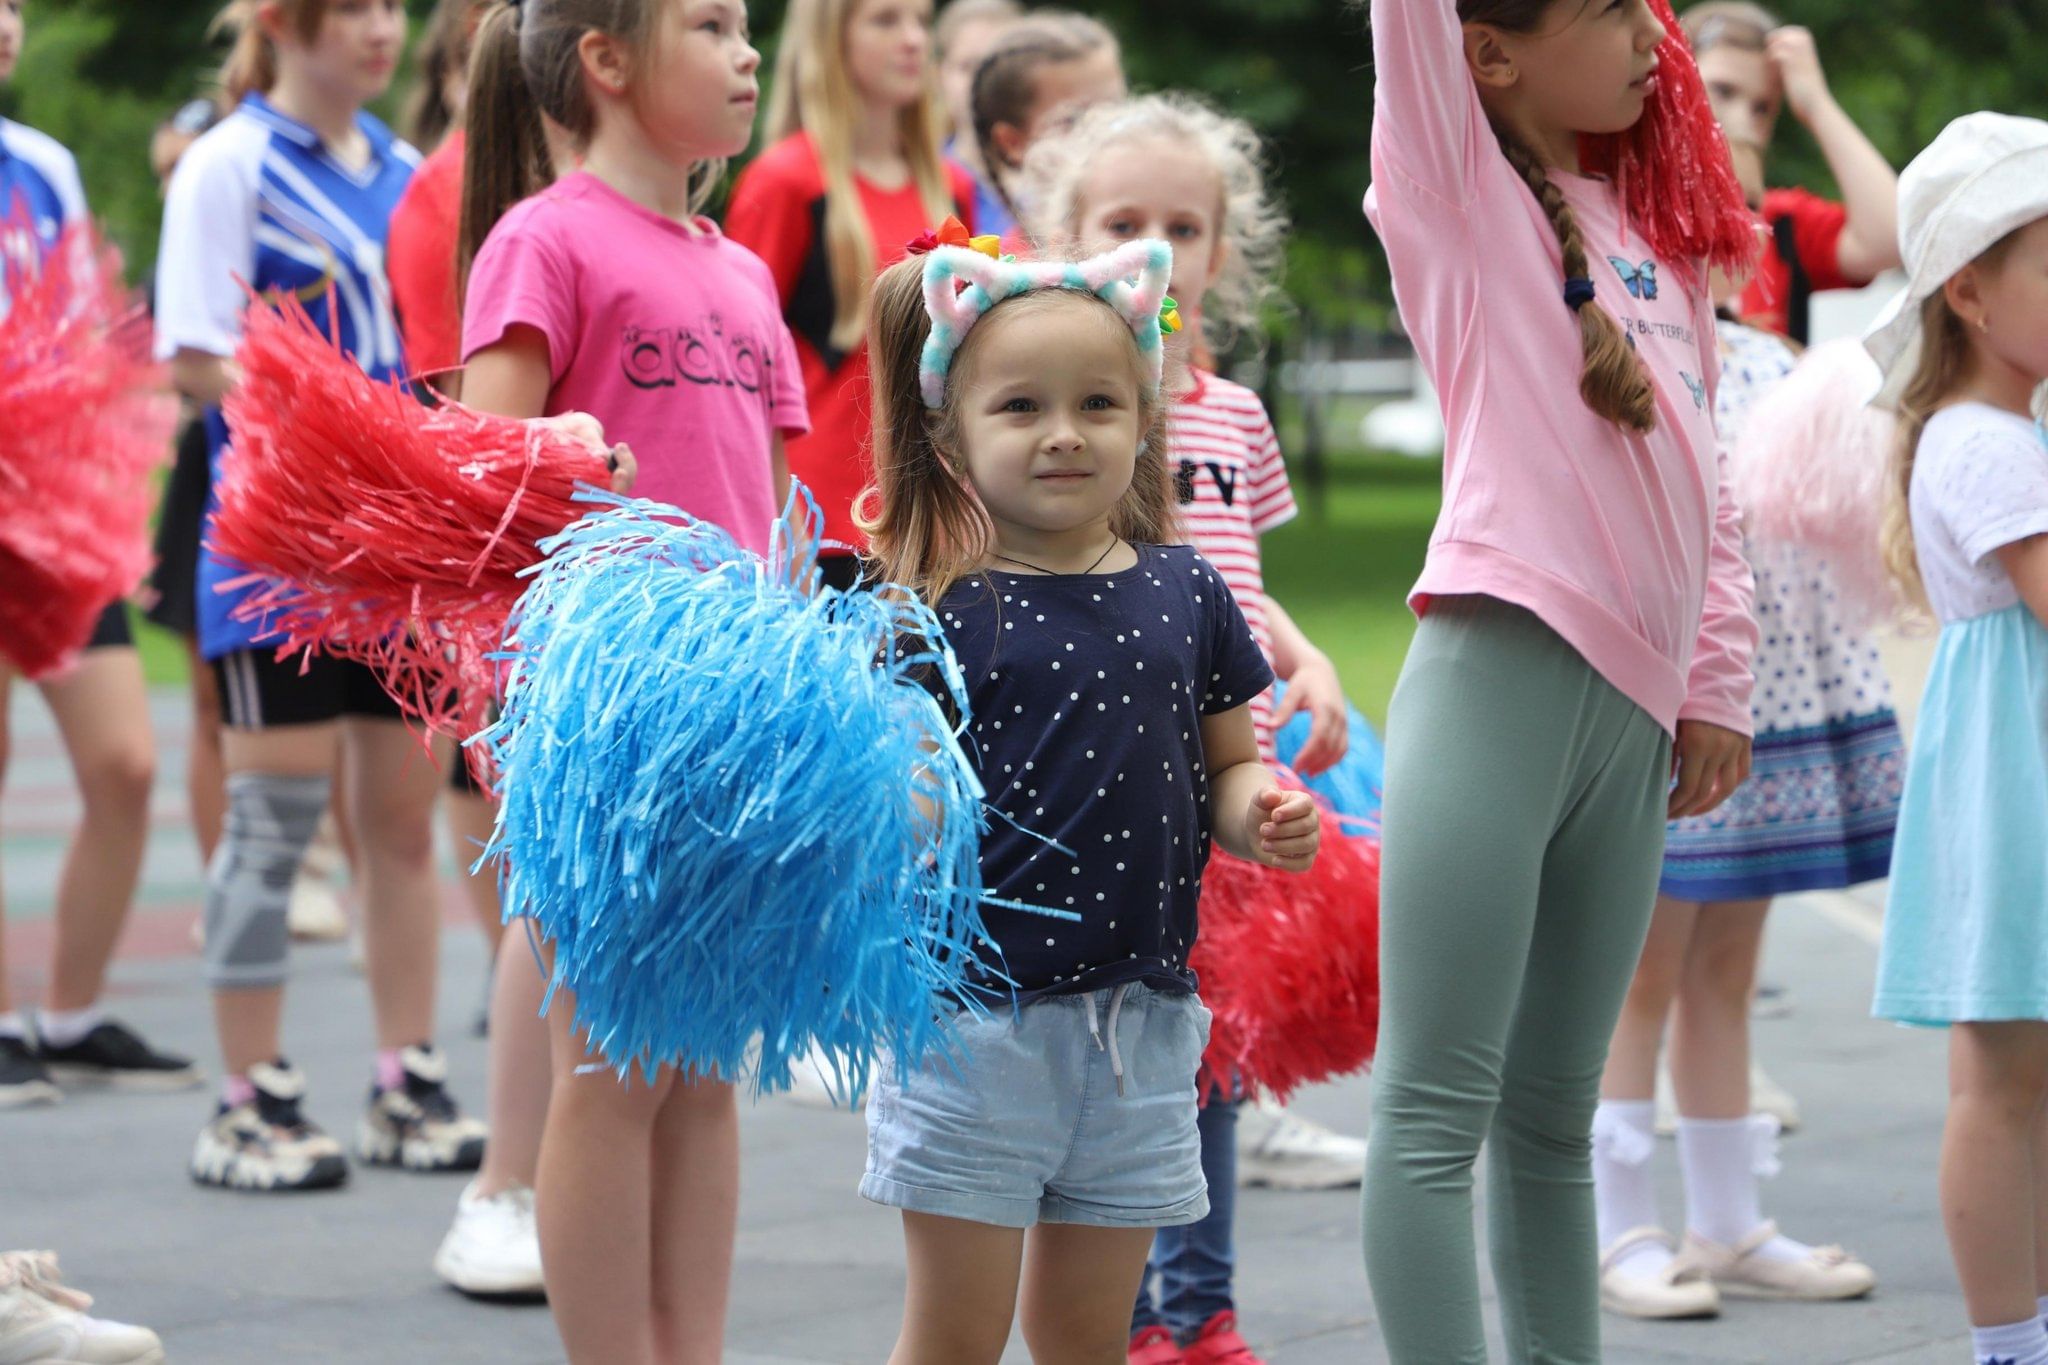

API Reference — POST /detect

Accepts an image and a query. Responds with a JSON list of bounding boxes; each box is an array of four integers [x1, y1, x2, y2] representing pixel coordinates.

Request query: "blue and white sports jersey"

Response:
[[155, 92, 418, 659], [0, 116, 88, 313]]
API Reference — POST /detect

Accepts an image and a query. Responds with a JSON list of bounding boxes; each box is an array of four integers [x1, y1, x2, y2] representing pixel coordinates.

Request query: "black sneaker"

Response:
[[0, 1035, 60, 1110], [357, 1044, 487, 1172], [35, 1019, 203, 1093], [191, 1059, 349, 1191]]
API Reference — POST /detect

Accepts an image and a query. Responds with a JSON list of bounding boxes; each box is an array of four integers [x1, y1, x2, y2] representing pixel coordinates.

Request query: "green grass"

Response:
[[1261, 457, 1442, 728], [132, 455, 1443, 725]]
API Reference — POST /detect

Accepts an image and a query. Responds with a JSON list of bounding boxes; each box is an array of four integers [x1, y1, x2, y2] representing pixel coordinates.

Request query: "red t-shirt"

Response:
[[1735, 186, 1868, 339], [387, 129, 465, 385], [724, 132, 974, 552]]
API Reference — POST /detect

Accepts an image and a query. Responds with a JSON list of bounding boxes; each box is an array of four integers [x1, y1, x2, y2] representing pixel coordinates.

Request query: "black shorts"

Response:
[[144, 417, 212, 637], [211, 648, 405, 730], [85, 602, 134, 650]]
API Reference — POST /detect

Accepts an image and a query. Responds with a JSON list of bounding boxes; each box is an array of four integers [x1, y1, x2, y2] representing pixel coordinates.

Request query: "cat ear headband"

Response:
[[915, 238, 1181, 409]]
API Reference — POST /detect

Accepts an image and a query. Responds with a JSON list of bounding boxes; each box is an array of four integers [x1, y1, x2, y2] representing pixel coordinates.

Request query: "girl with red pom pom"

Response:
[[0, 0, 196, 1115], [1019, 91, 1379, 1365], [456, 0, 807, 1357], [1362, 0, 1763, 1356]]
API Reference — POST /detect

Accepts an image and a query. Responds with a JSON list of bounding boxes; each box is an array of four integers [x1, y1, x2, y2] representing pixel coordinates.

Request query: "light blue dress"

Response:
[[1874, 405, 2048, 1026]]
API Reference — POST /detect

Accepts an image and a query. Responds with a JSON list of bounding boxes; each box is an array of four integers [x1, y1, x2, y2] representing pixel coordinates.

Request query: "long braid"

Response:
[[1500, 138, 1658, 434]]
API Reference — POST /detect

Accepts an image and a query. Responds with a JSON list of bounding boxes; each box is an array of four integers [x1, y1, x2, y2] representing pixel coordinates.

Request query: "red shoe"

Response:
[[1128, 1325, 1187, 1365], [1182, 1310, 1265, 1365]]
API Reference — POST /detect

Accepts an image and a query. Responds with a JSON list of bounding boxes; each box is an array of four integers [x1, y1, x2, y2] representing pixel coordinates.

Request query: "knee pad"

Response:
[[203, 772, 328, 990]]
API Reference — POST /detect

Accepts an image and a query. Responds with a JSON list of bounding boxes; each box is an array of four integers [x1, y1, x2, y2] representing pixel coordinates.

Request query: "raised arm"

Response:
[[1369, 0, 1490, 207], [1768, 27, 1900, 281]]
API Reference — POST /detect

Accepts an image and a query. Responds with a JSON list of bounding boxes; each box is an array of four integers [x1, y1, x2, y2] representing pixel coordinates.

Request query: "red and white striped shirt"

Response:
[[1169, 369, 1298, 757]]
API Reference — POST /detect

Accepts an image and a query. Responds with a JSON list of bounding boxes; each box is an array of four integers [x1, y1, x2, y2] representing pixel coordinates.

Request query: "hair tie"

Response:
[[1564, 277, 1597, 312]]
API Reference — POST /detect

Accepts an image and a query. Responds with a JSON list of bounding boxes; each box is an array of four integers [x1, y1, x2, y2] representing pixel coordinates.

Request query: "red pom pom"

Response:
[[1580, 0, 1759, 279], [0, 223, 176, 678], [211, 294, 612, 753], [1192, 803, 1380, 1102]]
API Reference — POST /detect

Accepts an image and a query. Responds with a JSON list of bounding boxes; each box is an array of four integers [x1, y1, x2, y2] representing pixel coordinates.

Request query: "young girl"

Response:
[[155, 0, 484, 1189], [858, 239, 1321, 1364], [725, 0, 971, 591], [1593, 141, 1889, 1318], [458, 0, 805, 1356], [1680, 2, 1900, 343], [0, 0, 195, 1111], [384, 0, 550, 1298], [1867, 112, 2048, 1365], [934, 0, 1021, 238], [1363, 0, 1760, 1357], [968, 11, 1124, 235], [1020, 92, 1363, 1365]]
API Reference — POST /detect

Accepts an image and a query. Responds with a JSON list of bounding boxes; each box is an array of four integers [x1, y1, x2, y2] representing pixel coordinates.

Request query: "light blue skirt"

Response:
[[1874, 603, 2048, 1026]]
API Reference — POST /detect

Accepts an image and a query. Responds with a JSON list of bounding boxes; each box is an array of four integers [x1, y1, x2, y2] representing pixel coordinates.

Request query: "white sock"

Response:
[[1677, 1115, 1811, 1263], [1972, 1317, 2048, 1365], [1593, 1100, 1668, 1276], [36, 1004, 105, 1049], [0, 1011, 26, 1041]]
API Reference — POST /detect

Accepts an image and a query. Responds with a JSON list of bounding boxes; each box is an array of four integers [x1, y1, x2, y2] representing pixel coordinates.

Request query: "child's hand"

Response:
[[1272, 654, 1350, 776], [1766, 27, 1834, 125], [532, 412, 637, 494], [1669, 720, 1752, 819], [1248, 787, 1320, 873], [605, 442, 638, 495]]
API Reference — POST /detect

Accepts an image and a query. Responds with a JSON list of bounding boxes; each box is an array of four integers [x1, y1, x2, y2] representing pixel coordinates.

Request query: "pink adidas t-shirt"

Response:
[[463, 171, 809, 555], [1170, 369, 1297, 758]]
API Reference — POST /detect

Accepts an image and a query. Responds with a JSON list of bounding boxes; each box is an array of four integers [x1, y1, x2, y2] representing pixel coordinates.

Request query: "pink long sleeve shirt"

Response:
[[1364, 0, 1758, 738]]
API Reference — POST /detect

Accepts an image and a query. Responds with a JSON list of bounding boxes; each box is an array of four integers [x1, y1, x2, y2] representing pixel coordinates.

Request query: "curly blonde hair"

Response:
[[1014, 92, 1288, 358]]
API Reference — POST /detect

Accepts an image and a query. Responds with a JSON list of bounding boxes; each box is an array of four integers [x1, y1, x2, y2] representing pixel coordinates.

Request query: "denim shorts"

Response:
[[861, 983, 1212, 1229]]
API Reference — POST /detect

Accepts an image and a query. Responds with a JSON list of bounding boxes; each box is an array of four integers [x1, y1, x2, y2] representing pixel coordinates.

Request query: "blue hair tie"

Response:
[[1564, 277, 1597, 312]]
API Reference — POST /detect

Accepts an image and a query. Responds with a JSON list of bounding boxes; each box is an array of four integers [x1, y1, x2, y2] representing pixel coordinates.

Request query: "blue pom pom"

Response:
[[479, 488, 1003, 1095], [1271, 683, 1385, 835]]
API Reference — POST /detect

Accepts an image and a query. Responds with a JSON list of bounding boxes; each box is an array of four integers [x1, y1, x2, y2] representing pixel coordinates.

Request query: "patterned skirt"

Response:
[[1661, 542, 1906, 902]]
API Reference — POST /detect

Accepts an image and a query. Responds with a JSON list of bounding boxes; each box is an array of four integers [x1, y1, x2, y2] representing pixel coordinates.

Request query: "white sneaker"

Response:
[[287, 874, 350, 944], [434, 1182, 545, 1299], [0, 1251, 165, 1364], [1236, 1097, 1367, 1190]]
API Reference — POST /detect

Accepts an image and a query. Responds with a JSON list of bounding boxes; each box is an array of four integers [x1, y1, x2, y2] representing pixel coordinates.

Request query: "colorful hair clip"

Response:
[[917, 239, 1174, 408], [1159, 296, 1183, 335], [906, 215, 1002, 260]]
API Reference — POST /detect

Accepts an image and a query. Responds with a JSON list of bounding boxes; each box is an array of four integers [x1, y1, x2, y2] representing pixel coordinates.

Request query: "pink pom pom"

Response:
[[0, 222, 176, 678], [1727, 338, 1901, 628], [1192, 800, 1380, 1101], [211, 294, 613, 755]]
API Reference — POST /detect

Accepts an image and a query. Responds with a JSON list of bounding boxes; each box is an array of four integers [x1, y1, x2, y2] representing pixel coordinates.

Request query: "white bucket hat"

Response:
[[1863, 111, 2048, 407]]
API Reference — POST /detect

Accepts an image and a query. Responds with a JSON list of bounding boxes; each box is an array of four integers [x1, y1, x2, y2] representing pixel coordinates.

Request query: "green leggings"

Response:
[[1362, 596, 1673, 1363]]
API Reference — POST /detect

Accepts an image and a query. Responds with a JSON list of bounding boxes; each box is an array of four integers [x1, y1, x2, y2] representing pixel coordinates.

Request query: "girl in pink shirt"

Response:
[[455, 2, 805, 1359], [1362, 0, 1760, 1358]]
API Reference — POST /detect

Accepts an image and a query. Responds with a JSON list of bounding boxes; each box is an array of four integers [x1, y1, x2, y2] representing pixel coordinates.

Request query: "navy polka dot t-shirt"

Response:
[[931, 544, 1274, 1003]]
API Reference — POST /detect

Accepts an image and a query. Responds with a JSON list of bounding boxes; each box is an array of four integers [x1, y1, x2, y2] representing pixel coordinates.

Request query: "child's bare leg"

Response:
[[889, 1211, 1026, 1365], [1942, 1022, 2048, 1327], [1018, 1223, 1158, 1364], [537, 994, 674, 1365], [648, 1073, 739, 1365]]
